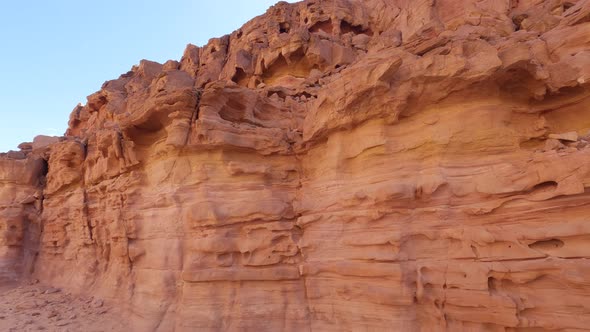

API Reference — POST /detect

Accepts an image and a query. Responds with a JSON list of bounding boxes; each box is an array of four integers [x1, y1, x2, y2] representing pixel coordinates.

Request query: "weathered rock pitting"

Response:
[[3, 0, 590, 330]]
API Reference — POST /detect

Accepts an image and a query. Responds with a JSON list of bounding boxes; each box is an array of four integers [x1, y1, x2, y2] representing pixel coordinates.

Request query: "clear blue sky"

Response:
[[0, 0, 293, 152]]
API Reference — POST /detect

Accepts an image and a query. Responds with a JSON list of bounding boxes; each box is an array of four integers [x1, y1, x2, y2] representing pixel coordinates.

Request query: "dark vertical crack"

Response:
[[292, 147, 312, 330], [82, 189, 93, 243], [23, 156, 50, 277], [185, 89, 203, 147]]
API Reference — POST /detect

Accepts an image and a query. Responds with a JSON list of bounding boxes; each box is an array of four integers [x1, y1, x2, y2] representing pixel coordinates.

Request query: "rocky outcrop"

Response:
[[0, 148, 46, 284], [3, 0, 590, 330]]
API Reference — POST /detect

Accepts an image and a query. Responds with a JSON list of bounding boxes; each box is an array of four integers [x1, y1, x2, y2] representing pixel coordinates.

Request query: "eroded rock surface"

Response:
[[3, 0, 590, 330], [0, 282, 126, 331]]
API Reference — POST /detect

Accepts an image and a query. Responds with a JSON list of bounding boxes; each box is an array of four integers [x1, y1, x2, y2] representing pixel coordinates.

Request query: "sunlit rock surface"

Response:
[[3, 0, 590, 330]]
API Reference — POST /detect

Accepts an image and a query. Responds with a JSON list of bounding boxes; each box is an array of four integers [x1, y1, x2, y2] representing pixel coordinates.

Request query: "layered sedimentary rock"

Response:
[[3, 0, 590, 330], [0, 157, 43, 283]]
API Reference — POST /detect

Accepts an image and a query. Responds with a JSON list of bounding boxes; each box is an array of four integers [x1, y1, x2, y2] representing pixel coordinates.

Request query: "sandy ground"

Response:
[[0, 281, 127, 332]]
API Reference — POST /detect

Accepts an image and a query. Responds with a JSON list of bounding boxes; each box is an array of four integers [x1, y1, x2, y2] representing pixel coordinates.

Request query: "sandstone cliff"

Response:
[[2, 0, 590, 330]]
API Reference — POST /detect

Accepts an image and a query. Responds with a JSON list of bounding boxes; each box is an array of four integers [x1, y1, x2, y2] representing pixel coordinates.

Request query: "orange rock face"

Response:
[[3, 0, 590, 330]]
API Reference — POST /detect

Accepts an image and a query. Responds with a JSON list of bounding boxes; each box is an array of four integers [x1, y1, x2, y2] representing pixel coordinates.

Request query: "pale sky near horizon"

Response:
[[0, 0, 295, 152]]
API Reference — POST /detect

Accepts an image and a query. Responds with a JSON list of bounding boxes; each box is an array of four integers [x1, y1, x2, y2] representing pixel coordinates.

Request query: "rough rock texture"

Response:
[[0, 282, 126, 332], [0, 151, 45, 284], [3, 0, 590, 330]]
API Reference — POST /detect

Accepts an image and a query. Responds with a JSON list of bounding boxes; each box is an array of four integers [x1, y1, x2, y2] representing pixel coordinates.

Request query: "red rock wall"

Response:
[[3, 0, 590, 330], [0, 152, 45, 283]]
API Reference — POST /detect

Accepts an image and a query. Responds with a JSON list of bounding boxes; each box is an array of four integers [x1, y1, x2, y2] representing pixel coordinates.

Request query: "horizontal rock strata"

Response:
[[3, 0, 590, 330]]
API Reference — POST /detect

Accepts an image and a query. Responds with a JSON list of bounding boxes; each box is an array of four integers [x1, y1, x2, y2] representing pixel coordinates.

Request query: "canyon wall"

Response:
[[3, 0, 590, 330]]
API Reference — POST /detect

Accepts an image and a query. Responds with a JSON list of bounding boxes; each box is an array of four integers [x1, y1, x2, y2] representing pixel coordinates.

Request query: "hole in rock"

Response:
[[289, 46, 307, 64], [40, 158, 49, 175], [266, 90, 287, 100], [262, 53, 288, 83], [38, 158, 49, 187], [528, 238, 565, 250], [279, 22, 290, 34], [231, 67, 248, 86], [261, 49, 317, 85], [340, 20, 373, 36], [295, 91, 313, 99], [512, 14, 528, 31], [531, 181, 558, 192], [88, 95, 107, 112], [534, 85, 586, 104], [309, 19, 333, 34], [124, 112, 168, 146], [497, 68, 550, 102], [216, 253, 234, 266], [487, 277, 498, 292], [219, 99, 247, 123]]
